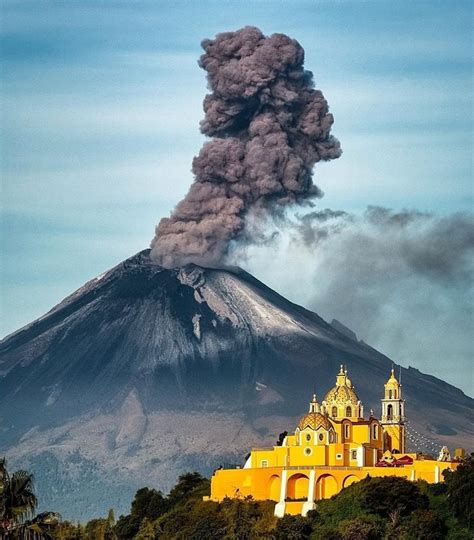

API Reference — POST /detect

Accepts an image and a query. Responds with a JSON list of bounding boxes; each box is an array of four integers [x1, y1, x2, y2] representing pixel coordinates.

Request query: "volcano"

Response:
[[1, 250, 472, 519]]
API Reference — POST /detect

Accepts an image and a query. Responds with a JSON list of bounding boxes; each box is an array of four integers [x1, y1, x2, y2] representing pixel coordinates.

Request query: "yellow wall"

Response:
[[210, 460, 459, 515], [383, 424, 405, 453]]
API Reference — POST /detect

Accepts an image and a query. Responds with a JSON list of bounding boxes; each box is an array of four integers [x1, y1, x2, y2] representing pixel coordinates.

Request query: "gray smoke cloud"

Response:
[[239, 207, 474, 393], [150, 26, 341, 267], [294, 207, 474, 283]]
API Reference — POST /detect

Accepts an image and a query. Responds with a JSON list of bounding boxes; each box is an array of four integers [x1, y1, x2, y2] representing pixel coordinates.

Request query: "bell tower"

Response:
[[381, 368, 406, 453]]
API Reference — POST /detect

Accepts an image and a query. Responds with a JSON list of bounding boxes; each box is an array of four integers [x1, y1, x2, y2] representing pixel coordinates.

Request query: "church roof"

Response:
[[297, 412, 333, 431], [385, 368, 400, 389], [323, 365, 360, 405], [324, 384, 359, 405]]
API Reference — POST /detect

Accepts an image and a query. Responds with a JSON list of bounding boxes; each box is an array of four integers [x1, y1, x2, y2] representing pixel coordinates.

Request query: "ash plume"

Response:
[[150, 26, 341, 268]]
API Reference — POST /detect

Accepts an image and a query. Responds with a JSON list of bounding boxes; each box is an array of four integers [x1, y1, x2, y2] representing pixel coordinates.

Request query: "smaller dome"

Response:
[[297, 412, 333, 431]]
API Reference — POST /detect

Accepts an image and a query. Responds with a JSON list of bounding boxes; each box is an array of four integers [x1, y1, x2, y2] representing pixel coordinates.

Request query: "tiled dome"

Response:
[[297, 412, 333, 431], [324, 384, 359, 405]]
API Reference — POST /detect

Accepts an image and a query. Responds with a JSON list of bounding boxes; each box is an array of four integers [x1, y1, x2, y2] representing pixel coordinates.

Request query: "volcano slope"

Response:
[[1, 250, 472, 519]]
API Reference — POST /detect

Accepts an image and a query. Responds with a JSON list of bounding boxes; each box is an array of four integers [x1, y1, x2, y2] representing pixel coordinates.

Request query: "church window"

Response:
[[346, 406, 352, 417], [387, 404, 393, 420], [261, 460, 268, 468], [318, 433, 324, 441], [336, 453, 343, 460], [306, 433, 311, 442], [344, 424, 350, 440], [351, 450, 357, 460], [389, 389, 392, 399], [304, 447, 312, 456], [332, 406, 338, 417], [394, 390, 397, 398], [372, 424, 378, 439]]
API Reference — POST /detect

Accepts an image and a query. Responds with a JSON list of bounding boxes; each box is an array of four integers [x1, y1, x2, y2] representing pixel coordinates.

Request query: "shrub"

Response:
[[338, 515, 384, 540], [274, 514, 313, 539], [362, 476, 428, 517], [402, 509, 447, 540], [444, 454, 474, 529]]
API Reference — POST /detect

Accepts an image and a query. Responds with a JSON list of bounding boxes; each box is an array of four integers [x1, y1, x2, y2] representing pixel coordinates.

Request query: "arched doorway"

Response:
[[315, 474, 338, 500], [287, 474, 309, 500], [268, 474, 280, 501], [343, 475, 360, 489]]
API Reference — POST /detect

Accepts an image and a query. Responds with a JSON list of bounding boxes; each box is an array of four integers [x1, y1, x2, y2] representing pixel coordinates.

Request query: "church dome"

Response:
[[323, 365, 360, 405], [324, 384, 359, 405], [297, 412, 333, 431]]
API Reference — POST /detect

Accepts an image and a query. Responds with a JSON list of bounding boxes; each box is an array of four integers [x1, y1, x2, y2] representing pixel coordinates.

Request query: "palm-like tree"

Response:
[[0, 458, 38, 530]]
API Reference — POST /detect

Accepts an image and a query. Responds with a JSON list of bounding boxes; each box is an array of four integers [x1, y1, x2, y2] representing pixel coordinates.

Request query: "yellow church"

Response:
[[207, 366, 461, 517]]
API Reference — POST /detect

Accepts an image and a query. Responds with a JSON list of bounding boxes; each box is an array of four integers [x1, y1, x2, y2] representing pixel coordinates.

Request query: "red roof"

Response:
[[393, 455, 414, 466], [375, 460, 393, 467]]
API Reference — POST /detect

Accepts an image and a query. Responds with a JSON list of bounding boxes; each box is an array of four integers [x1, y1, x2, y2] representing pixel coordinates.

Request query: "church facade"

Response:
[[207, 367, 460, 517]]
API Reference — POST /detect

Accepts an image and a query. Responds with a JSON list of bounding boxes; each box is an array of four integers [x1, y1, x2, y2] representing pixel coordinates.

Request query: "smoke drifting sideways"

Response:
[[239, 207, 474, 393], [150, 26, 341, 268]]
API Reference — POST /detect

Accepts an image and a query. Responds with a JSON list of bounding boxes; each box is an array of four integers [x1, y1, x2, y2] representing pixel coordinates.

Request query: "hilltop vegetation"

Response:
[[1, 455, 473, 539]]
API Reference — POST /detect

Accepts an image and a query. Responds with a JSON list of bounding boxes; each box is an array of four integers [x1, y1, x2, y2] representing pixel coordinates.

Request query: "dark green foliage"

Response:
[[0, 458, 38, 529], [155, 499, 226, 539], [221, 498, 276, 540], [188, 512, 227, 539], [84, 517, 115, 539], [361, 476, 428, 517], [274, 514, 312, 539], [338, 515, 384, 540], [114, 514, 140, 539], [115, 487, 168, 538], [131, 488, 168, 520], [402, 509, 447, 540], [153, 496, 276, 539], [167, 472, 209, 507], [114, 473, 210, 539], [444, 454, 474, 529], [308, 475, 458, 539]]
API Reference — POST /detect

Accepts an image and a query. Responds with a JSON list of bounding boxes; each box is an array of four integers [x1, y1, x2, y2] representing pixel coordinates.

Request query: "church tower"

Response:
[[381, 369, 406, 453]]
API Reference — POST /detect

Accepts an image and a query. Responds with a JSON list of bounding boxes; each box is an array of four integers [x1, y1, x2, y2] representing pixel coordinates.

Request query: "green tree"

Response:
[[362, 476, 428, 518], [115, 487, 167, 538], [338, 515, 384, 540], [188, 512, 227, 539], [0, 458, 38, 530], [84, 517, 108, 539], [167, 473, 209, 506], [274, 514, 313, 539], [402, 509, 447, 540], [444, 453, 474, 529]]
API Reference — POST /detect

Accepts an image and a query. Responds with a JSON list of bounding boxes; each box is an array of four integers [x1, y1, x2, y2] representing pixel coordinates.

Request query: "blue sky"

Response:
[[1, 1, 472, 391]]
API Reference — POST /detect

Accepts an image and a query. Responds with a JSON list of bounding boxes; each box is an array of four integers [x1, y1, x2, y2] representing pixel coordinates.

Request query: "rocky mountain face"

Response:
[[1, 250, 472, 519]]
